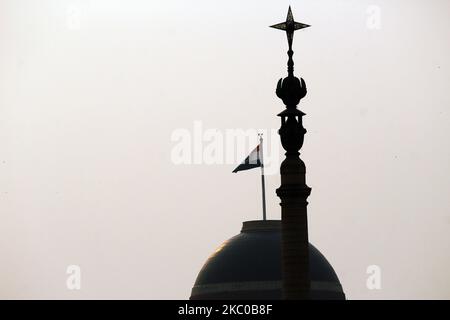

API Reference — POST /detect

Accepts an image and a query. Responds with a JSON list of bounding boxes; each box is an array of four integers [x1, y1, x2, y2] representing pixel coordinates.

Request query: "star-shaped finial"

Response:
[[270, 6, 310, 49]]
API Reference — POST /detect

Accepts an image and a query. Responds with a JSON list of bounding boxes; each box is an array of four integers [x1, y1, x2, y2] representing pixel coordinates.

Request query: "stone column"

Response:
[[275, 58, 311, 299]]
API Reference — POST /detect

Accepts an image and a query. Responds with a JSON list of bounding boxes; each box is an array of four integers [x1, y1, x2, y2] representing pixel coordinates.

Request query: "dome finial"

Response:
[[270, 6, 310, 77]]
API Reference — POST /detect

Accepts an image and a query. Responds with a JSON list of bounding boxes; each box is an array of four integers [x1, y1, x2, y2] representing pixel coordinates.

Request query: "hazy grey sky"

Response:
[[1, 0, 449, 299]]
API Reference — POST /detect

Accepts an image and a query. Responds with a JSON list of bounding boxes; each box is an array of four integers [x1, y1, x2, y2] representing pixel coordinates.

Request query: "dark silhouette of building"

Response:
[[272, 6, 312, 299], [190, 220, 345, 299], [190, 7, 345, 300]]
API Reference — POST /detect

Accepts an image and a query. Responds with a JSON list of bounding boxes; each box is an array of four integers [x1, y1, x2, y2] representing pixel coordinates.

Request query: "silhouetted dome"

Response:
[[190, 220, 345, 300]]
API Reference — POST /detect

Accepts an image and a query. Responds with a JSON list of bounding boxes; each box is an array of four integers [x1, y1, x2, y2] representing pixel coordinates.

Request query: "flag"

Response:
[[232, 144, 262, 173]]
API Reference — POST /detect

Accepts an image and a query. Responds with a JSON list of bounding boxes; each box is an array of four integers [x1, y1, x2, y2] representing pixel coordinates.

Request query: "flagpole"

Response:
[[259, 134, 267, 221]]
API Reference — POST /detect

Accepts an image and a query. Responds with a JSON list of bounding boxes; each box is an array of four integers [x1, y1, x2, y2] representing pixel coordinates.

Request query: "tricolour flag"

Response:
[[232, 135, 267, 220], [232, 144, 262, 173]]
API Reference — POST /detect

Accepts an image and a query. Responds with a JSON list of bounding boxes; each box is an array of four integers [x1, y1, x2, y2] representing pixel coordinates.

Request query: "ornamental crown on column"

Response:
[[270, 6, 310, 155]]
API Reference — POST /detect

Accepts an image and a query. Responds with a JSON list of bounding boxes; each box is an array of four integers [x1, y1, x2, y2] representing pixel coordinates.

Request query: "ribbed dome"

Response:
[[190, 220, 345, 300]]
